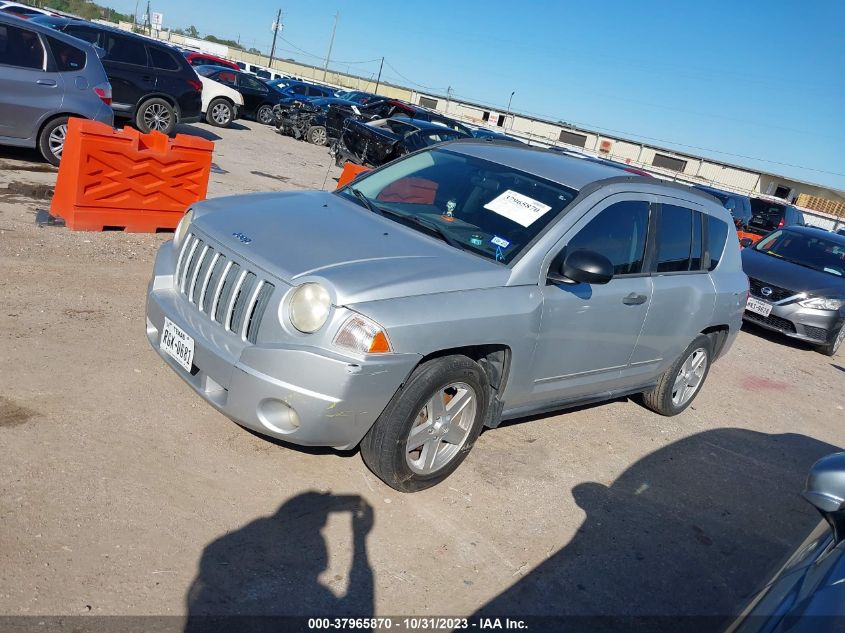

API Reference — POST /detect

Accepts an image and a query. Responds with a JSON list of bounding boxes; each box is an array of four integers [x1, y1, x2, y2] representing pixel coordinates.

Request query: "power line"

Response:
[[382, 60, 445, 92], [277, 36, 380, 65]]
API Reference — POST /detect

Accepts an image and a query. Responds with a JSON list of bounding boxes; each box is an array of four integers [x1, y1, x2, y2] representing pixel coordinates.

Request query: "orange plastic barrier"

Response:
[[336, 162, 370, 189], [51, 118, 213, 232]]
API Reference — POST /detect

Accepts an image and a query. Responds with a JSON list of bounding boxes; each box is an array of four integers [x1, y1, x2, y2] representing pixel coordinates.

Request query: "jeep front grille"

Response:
[[175, 233, 274, 344]]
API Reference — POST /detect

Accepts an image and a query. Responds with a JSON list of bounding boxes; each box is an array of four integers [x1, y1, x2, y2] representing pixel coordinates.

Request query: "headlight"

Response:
[[174, 208, 193, 247], [288, 283, 332, 333], [799, 297, 844, 311], [333, 314, 392, 354]]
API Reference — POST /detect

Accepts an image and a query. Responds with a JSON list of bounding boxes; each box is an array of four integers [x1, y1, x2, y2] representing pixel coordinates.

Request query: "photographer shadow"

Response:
[[185, 491, 374, 632]]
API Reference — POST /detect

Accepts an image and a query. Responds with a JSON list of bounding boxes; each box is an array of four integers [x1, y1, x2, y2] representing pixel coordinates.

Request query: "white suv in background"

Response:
[[199, 75, 244, 128]]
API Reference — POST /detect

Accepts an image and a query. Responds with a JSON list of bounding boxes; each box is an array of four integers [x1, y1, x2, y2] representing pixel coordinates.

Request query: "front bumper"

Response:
[[146, 242, 420, 450], [743, 301, 842, 346]]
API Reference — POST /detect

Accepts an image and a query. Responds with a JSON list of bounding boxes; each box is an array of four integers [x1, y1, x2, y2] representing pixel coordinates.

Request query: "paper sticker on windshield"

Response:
[[491, 236, 510, 248], [484, 190, 552, 228]]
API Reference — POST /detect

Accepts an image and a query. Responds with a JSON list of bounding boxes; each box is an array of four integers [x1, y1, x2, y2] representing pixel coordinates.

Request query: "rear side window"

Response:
[[46, 36, 86, 71], [240, 74, 267, 91], [214, 71, 237, 86], [656, 205, 695, 272], [149, 47, 179, 71], [567, 201, 650, 276], [102, 34, 147, 66], [62, 25, 99, 45], [706, 215, 729, 271], [0, 23, 46, 69]]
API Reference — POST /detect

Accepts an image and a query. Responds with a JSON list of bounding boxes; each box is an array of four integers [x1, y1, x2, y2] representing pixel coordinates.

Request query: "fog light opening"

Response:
[[257, 398, 300, 434]]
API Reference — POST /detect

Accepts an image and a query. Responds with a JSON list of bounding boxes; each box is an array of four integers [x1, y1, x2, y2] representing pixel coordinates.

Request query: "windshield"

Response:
[[195, 65, 221, 78], [754, 230, 845, 277], [337, 148, 578, 264]]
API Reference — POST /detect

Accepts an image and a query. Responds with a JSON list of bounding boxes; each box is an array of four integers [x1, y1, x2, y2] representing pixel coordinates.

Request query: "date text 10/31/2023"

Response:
[[307, 617, 528, 630]]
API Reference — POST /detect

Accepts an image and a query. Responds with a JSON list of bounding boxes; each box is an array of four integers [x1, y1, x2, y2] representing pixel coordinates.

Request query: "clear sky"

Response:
[[114, 0, 845, 190]]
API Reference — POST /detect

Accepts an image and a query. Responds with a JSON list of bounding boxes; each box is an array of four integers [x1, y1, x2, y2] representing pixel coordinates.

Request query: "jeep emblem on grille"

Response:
[[232, 232, 252, 244], [761, 287, 773, 297]]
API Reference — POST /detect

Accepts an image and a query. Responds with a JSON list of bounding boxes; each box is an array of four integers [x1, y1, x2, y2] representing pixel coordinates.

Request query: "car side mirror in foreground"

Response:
[[803, 452, 845, 544], [548, 249, 614, 285], [739, 237, 754, 248]]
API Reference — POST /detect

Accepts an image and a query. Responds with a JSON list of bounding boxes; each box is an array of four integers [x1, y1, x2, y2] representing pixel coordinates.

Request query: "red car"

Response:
[[181, 51, 239, 71]]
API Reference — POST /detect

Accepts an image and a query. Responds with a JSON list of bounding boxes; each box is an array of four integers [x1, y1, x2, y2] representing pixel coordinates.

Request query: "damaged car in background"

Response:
[[331, 116, 471, 167], [272, 96, 359, 146]]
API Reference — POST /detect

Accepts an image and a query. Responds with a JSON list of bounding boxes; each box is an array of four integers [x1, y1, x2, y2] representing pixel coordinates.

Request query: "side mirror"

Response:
[[802, 452, 845, 544], [548, 249, 614, 285], [740, 237, 753, 248]]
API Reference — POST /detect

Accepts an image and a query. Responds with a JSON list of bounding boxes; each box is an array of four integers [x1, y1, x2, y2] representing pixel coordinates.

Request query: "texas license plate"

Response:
[[746, 297, 773, 317], [160, 317, 194, 372]]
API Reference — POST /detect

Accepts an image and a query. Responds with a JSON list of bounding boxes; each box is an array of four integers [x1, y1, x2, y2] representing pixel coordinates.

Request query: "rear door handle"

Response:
[[622, 293, 648, 305], [36, 79, 57, 86]]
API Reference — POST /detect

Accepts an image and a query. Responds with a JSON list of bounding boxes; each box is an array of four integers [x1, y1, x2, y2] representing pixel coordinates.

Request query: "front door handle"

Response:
[[36, 79, 57, 86], [622, 293, 648, 305]]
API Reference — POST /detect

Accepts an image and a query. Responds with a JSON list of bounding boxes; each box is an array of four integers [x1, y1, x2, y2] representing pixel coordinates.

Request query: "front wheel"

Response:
[[641, 334, 712, 416], [306, 125, 327, 146], [256, 104, 274, 125], [818, 324, 845, 357], [360, 355, 489, 492]]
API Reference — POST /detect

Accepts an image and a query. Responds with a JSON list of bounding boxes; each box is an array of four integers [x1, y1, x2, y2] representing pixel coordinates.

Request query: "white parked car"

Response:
[[199, 76, 243, 128]]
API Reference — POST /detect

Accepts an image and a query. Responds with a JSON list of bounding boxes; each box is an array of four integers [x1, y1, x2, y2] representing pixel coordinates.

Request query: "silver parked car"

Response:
[[741, 226, 845, 356], [0, 13, 113, 165], [146, 142, 746, 491]]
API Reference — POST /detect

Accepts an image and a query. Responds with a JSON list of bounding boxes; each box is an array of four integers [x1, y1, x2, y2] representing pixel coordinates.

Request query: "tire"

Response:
[[256, 104, 274, 125], [641, 334, 713, 416], [38, 116, 69, 166], [135, 98, 176, 134], [818, 323, 845, 357], [206, 98, 233, 127], [360, 355, 489, 493], [306, 125, 328, 146]]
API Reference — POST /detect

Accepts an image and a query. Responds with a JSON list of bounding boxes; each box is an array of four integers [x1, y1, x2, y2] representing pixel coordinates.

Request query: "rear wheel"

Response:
[[38, 116, 69, 166], [256, 104, 274, 125], [360, 355, 489, 492], [818, 324, 845, 357], [641, 334, 712, 416], [306, 125, 327, 145], [135, 98, 176, 134], [206, 98, 233, 127]]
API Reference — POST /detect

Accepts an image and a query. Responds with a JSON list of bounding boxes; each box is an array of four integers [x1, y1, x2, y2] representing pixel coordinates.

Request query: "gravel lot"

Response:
[[0, 120, 843, 625]]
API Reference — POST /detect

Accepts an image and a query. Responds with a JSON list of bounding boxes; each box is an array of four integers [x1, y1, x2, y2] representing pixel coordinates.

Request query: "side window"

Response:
[[656, 204, 704, 273], [240, 75, 267, 91], [566, 200, 650, 276], [216, 71, 237, 86], [290, 84, 308, 95], [706, 215, 729, 271], [0, 24, 46, 70], [46, 36, 86, 71], [102, 34, 147, 66], [149, 47, 179, 71], [62, 25, 99, 45]]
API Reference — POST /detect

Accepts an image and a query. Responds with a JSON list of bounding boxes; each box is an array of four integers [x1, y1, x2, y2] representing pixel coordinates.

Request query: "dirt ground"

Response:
[[0, 120, 843, 625]]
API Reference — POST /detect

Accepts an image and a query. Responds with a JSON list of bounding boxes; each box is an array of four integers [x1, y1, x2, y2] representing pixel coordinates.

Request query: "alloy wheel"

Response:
[[405, 382, 477, 475], [211, 102, 231, 125], [143, 103, 172, 132], [48, 123, 67, 161], [671, 348, 708, 407]]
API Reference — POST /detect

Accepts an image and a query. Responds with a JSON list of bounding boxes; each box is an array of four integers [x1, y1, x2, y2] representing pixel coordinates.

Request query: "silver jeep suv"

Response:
[[146, 142, 746, 491]]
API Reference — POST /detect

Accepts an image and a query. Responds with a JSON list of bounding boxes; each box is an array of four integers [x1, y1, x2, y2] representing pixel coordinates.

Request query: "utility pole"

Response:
[[144, 0, 150, 34], [268, 9, 282, 67], [446, 86, 452, 113], [323, 11, 338, 81], [374, 56, 384, 94]]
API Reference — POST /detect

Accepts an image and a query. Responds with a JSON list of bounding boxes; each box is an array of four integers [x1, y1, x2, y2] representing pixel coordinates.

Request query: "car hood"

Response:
[[191, 191, 510, 305], [741, 248, 845, 298]]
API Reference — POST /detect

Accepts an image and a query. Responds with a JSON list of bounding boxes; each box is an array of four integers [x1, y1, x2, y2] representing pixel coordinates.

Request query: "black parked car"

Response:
[[333, 117, 470, 167], [694, 184, 753, 230], [278, 80, 337, 100], [43, 18, 202, 134], [747, 197, 806, 236], [195, 65, 287, 124]]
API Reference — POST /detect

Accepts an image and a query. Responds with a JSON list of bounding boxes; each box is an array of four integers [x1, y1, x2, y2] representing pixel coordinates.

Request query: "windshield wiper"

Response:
[[349, 189, 467, 251], [350, 187, 381, 215], [407, 216, 466, 250]]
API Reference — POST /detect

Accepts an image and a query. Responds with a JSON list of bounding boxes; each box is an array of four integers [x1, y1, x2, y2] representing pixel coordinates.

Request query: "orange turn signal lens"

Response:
[[333, 315, 393, 354]]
